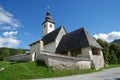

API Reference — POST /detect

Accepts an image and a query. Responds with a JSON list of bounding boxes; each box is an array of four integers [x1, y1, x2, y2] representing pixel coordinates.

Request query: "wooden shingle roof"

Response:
[[56, 27, 102, 53]]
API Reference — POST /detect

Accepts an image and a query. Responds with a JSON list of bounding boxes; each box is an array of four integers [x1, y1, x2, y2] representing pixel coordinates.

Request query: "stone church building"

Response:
[[4, 11, 105, 70]]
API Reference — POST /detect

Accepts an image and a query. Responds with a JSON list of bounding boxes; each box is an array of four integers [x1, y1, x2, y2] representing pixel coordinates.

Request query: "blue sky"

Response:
[[0, 0, 120, 49]]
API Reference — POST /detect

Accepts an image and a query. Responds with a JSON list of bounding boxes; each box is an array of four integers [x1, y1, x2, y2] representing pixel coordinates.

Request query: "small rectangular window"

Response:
[[44, 25, 46, 28], [50, 24, 52, 28], [92, 48, 100, 55], [71, 49, 81, 57]]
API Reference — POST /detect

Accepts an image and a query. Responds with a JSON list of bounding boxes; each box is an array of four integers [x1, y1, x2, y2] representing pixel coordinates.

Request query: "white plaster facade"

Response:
[[29, 40, 43, 61], [44, 42, 56, 53], [42, 22, 55, 37], [81, 47, 104, 69], [44, 26, 66, 53], [81, 47, 92, 58]]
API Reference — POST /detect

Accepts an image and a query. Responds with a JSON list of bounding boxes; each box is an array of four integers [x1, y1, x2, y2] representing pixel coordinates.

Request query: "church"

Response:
[[4, 10, 105, 70], [29, 11, 105, 70]]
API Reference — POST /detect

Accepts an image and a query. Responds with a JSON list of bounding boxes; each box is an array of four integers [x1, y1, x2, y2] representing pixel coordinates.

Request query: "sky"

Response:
[[0, 0, 120, 49]]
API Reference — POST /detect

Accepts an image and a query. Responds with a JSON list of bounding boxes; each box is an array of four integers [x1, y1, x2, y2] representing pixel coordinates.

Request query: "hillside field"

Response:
[[0, 61, 120, 80]]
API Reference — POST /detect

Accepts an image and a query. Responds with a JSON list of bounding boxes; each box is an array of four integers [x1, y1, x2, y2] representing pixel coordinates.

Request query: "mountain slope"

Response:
[[112, 39, 120, 44]]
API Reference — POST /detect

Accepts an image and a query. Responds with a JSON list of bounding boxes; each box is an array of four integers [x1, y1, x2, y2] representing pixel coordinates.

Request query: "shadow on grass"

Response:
[[10, 61, 26, 65], [35, 60, 47, 67]]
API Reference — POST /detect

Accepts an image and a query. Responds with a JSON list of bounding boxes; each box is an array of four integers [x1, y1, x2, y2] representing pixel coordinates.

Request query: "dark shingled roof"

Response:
[[56, 27, 102, 53], [42, 26, 63, 44]]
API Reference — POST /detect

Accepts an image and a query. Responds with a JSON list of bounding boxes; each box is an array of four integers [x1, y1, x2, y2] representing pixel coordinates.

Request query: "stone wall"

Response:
[[4, 53, 30, 61], [39, 51, 91, 70]]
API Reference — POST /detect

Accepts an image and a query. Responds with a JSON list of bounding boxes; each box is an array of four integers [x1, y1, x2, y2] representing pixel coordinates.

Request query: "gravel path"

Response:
[[33, 67, 120, 80]]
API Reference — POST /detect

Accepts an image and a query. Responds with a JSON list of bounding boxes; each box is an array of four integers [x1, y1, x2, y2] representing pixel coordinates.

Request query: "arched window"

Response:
[[50, 24, 52, 28]]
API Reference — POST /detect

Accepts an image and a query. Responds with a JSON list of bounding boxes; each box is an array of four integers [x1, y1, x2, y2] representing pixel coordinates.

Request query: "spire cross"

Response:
[[47, 5, 50, 12]]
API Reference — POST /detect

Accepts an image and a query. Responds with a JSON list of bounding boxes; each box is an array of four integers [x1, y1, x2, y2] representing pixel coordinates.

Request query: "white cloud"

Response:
[[0, 26, 12, 30], [3, 31, 18, 37], [23, 32, 30, 36], [0, 6, 22, 48], [0, 6, 21, 30], [0, 31, 21, 48], [93, 31, 120, 42]]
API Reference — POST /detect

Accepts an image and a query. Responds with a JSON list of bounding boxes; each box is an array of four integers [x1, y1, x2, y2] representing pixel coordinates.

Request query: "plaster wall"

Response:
[[81, 47, 91, 58], [42, 22, 55, 36], [90, 50, 104, 69], [44, 42, 56, 53], [44, 26, 66, 53], [30, 40, 43, 61]]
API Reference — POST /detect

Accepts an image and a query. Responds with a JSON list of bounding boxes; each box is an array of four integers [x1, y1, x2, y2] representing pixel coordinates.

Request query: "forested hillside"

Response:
[[97, 39, 120, 64], [0, 48, 29, 60]]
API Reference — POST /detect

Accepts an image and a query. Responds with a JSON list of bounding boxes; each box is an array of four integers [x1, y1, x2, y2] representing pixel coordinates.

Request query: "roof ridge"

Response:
[[82, 28, 91, 46], [43, 26, 62, 37]]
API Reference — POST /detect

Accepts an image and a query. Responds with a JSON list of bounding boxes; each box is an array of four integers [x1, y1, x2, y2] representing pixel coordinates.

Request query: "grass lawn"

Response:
[[0, 61, 119, 80]]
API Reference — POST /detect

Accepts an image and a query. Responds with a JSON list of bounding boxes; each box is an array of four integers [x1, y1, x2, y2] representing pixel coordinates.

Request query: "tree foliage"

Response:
[[97, 39, 110, 64], [96, 38, 120, 64], [0, 47, 29, 60]]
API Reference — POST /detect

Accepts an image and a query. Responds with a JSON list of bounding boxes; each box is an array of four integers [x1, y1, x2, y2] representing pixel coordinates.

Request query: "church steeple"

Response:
[[42, 8, 55, 37], [42, 11, 55, 25]]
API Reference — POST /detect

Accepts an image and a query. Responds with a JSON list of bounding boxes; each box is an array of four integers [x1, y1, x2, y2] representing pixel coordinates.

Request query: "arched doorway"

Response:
[[32, 51, 37, 61]]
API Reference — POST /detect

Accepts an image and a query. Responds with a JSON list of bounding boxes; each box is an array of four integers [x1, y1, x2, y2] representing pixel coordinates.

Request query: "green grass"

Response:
[[0, 61, 119, 80], [106, 64, 120, 68]]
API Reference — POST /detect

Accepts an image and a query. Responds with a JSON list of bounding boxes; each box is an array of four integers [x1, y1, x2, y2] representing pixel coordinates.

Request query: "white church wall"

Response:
[[42, 22, 55, 36], [81, 47, 104, 69], [100, 50, 105, 67], [55, 26, 66, 47], [81, 47, 92, 58], [43, 26, 66, 53], [30, 40, 44, 61], [47, 22, 55, 33], [44, 42, 56, 53], [90, 49, 104, 70]]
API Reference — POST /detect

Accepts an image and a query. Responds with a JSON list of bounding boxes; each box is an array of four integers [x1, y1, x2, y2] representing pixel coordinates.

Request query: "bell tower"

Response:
[[42, 9, 55, 37]]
